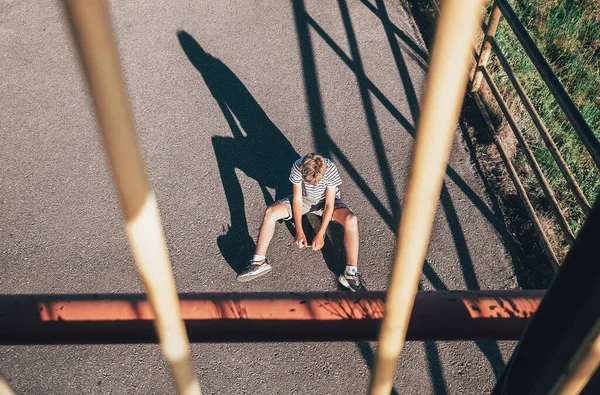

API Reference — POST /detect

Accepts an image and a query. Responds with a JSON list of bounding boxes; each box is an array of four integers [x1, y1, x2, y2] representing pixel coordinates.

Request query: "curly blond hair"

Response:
[[300, 153, 327, 185]]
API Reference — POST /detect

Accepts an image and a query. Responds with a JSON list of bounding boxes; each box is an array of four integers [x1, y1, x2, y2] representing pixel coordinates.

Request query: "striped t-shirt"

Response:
[[289, 156, 342, 201]]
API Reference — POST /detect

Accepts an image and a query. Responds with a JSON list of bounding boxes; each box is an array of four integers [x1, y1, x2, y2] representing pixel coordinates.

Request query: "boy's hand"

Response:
[[295, 231, 307, 248], [312, 232, 325, 251]]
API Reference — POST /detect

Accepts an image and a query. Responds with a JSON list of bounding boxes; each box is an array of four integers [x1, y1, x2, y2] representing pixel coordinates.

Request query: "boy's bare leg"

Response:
[[255, 202, 289, 256], [332, 208, 358, 268]]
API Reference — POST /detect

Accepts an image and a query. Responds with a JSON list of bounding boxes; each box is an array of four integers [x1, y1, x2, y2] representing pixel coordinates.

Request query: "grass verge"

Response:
[[409, 0, 599, 281]]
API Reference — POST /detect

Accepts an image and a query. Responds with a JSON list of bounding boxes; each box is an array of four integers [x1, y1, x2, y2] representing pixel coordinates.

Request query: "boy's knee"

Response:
[[344, 212, 358, 228], [264, 205, 281, 222], [264, 205, 274, 220]]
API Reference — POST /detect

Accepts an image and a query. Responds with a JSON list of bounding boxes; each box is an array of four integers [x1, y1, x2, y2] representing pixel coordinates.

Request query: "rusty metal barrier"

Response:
[[0, 291, 543, 344]]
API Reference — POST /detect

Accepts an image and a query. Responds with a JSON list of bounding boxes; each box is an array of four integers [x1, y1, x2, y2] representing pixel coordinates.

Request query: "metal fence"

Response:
[[470, 0, 599, 269]]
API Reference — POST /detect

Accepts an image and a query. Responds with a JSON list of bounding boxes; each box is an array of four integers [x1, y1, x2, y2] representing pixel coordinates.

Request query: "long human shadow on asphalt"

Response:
[[177, 31, 347, 278], [293, 0, 507, 391], [177, 31, 300, 274]]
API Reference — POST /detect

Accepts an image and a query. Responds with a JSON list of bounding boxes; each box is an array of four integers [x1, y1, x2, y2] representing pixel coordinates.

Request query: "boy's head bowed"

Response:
[[300, 153, 327, 185]]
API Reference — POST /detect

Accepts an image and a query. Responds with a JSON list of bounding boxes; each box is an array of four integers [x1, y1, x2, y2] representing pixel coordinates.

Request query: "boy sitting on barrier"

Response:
[[237, 153, 365, 291]]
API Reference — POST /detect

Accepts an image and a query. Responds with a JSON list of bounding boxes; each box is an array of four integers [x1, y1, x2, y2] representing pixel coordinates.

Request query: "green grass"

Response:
[[410, 0, 599, 263], [488, 0, 600, 240]]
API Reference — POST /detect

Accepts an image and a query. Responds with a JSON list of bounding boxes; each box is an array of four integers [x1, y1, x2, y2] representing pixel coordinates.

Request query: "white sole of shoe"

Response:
[[338, 274, 356, 292], [236, 264, 272, 282]]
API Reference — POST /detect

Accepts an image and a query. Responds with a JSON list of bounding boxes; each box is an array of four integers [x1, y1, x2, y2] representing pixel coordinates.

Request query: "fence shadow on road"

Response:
[[292, 1, 407, 393], [292, 0, 511, 391]]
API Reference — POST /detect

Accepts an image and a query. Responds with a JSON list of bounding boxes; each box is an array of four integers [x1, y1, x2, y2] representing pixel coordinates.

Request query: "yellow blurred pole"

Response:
[[0, 377, 15, 395], [552, 330, 600, 395], [63, 1, 201, 394], [368, 1, 482, 394]]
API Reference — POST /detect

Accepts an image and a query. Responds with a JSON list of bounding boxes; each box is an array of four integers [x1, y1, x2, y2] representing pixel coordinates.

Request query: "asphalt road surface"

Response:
[[1, 0, 522, 393]]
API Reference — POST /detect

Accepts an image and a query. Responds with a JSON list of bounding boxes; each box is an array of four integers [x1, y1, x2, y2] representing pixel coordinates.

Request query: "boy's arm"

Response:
[[313, 187, 336, 250], [292, 183, 306, 247]]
